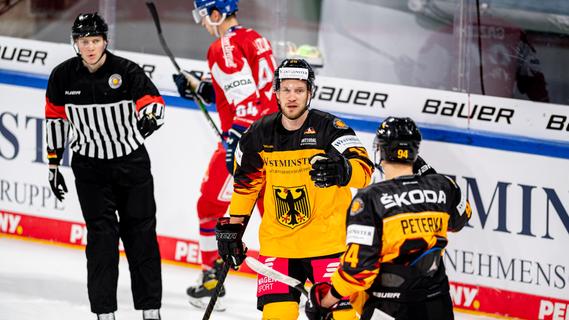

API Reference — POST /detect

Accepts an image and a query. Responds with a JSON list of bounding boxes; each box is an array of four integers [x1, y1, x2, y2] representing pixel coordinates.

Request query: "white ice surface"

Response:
[[0, 236, 495, 320]]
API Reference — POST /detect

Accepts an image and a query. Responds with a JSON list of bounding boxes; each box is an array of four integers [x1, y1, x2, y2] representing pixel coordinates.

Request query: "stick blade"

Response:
[[245, 257, 302, 287]]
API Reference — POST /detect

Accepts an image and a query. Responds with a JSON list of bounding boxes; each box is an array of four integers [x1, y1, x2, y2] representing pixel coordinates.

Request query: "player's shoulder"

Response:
[[422, 173, 458, 189], [354, 183, 377, 200], [207, 36, 235, 67], [243, 26, 261, 34], [240, 113, 278, 151], [247, 112, 279, 134], [107, 52, 140, 72], [309, 109, 349, 128], [232, 26, 262, 40], [50, 56, 80, 77]]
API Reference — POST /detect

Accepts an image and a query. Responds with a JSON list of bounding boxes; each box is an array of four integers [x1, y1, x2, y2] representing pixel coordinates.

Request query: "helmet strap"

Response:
[[206, 13, 227, 38]]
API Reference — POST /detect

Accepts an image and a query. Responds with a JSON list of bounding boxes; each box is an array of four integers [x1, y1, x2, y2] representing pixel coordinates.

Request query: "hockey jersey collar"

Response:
[[226, 25, 243, 35]]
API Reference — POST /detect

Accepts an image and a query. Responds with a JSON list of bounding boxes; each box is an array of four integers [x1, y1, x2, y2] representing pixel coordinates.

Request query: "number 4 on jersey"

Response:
[[344, 244, 360, 268], [257, 56, 276, 90]]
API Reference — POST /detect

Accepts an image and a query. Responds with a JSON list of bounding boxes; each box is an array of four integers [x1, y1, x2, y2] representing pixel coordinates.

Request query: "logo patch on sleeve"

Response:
[[350, 198, 365, 216], [331, 135, 364, 153], [333, 118, 349, 129], [346, 224, 375, 246]]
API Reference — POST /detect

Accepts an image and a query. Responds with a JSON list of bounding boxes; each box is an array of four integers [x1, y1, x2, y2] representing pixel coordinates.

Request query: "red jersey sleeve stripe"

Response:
[[45, 97, 67, 120], [135, 95, 165, 111]]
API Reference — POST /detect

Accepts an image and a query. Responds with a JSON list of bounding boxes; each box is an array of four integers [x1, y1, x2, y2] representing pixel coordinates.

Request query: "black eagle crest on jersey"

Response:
[[273, 186, 311, 229]]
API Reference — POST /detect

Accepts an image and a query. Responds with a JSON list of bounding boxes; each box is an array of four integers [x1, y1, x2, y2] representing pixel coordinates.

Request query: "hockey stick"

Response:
[[202, 216, 253, 320], [145, 1, 225, 144], [244, 256, 309, 297], [201, 261, 231, 320], [245, 257, 354, 317]]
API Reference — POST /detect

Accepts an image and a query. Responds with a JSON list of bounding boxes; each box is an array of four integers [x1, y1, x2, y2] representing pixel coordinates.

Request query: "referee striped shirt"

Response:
[[45, 52, 165, 163]]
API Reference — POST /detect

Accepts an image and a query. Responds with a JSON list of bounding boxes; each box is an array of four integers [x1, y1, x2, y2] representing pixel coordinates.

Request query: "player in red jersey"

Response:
[[172, 0, 277, 310]]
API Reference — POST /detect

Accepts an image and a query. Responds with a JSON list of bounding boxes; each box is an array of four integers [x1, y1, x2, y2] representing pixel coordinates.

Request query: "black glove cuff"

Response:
[[197, 81, 215, 104], [339, 156, 352, 186], [47, 148, 64, 166]]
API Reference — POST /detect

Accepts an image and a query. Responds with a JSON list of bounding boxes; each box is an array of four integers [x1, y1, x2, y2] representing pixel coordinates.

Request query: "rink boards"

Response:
[[1, 36, 569, 320]]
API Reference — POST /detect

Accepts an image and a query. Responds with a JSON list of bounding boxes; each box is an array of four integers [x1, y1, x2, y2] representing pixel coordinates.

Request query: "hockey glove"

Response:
[[216, 217, 247, 270], [305, 282, 334, 320], [48, 165, 67, 201], [137, 112, 159, 138], [225, 125, 245, 175], [172, 71, 215, 104], [309, 153, 352, 188], [413, 156, 437, 176]]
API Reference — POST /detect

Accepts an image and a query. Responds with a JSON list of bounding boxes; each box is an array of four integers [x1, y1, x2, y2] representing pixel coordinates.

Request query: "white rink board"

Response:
[[1, 82, 568, 300], [2, 35, 569, 143]]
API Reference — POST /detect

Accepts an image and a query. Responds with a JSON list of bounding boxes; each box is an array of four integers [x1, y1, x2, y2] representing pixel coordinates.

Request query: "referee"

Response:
[[45, 13, 164, 320]]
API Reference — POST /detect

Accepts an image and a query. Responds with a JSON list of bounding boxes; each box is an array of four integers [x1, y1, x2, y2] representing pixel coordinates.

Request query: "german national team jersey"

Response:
[[330, 173, 472, 299], [45, 51, 165, 163], [229, 110, 374, 258], [207, 26, 278, 132]]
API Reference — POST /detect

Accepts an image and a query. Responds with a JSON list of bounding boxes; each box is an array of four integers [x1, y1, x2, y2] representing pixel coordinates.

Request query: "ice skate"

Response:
[[97, 313, 115, 320], [143, 309, 161, 320], [187, 259, 226, 311]]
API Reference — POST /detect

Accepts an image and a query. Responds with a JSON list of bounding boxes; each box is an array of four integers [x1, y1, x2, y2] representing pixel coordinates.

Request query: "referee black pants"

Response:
[[72, 146, 162, 314]]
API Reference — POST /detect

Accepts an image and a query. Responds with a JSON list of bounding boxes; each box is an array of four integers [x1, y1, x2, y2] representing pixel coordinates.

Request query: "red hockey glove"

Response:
[[305, 282, 334, 320]]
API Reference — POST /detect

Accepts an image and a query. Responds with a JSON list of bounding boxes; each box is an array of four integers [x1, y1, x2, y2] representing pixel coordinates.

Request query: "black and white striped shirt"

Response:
[[45, 52, 165, 163]]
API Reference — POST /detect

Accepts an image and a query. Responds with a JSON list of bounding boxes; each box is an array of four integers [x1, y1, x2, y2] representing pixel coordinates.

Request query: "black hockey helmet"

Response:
[[71, 13, 108, 40], [373, 117, 422, 165], [273, 58, 315, 94]]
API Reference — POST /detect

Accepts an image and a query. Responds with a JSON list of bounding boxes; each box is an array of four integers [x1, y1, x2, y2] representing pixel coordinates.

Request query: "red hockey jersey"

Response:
[[207, 26, 278, 132]]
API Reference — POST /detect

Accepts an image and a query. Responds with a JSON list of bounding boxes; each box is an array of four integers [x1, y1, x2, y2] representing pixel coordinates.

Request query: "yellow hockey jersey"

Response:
[[229, 110, 373, 258]]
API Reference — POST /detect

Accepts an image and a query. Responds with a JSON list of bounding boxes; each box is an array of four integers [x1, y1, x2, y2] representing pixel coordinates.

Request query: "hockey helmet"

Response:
[[71, 13, 108, 40], [193, 0, 239, 24], [273, 58, 315, 94], [373, 117, 421, 165]]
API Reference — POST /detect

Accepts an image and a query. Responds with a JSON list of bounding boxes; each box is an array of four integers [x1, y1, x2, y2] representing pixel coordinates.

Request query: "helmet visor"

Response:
[[192, 7, 208, 24]]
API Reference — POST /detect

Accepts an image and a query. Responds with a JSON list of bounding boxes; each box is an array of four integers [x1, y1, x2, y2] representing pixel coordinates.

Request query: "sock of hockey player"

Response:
[[199, 218, 221, 268]]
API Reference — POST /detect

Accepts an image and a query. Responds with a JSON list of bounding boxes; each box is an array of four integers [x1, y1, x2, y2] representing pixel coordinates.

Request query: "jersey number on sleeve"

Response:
[[344, 244, 360, 268]]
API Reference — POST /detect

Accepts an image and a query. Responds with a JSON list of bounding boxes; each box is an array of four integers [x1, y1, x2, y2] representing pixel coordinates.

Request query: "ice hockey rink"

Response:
[[0, 236, 494, 320]]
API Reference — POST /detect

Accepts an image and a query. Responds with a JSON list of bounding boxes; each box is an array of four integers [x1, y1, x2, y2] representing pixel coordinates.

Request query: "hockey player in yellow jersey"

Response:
[[214, 59, 374, 319], [305, 117, 472, 320]]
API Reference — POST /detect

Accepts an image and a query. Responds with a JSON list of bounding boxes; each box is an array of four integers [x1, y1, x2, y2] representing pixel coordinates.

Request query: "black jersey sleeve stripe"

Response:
[[109, 105, 126, 157], [119, 102, 137, 153], [129, 102, 145, 146], [100, 106, 118, 158]]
